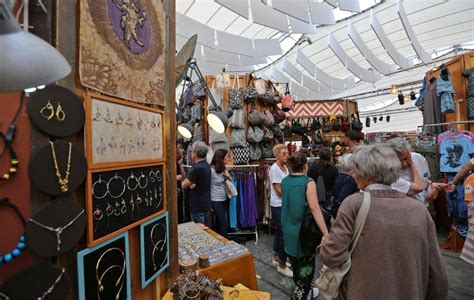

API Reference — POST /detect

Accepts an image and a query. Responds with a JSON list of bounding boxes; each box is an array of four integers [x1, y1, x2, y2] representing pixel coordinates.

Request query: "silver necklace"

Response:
[[28, 210, 84, 251]]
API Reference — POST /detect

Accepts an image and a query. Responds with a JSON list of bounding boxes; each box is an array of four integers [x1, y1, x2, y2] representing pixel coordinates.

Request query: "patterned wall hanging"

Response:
[[286, 101, 344, 117], [79, 0, 166, 105]]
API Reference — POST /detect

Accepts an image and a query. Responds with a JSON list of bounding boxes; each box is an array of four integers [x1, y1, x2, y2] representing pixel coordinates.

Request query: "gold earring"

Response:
[[56, 103, 66, 122], [40, 100, 55, 120]]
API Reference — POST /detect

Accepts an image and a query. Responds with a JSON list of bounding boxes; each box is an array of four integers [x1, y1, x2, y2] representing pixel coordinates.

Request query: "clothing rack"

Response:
[[418, 120, 474, 128]]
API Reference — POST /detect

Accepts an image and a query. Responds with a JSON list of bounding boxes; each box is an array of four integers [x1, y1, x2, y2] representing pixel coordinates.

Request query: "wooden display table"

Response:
[[179, 225, 258, 290], [162, 286, 270, 299]]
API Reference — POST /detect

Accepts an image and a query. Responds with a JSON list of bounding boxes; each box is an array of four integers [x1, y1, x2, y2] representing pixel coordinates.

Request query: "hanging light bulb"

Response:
[[177, 119, 196, 139], [390, 85, 398, 95], [207, 109, 234, 133]]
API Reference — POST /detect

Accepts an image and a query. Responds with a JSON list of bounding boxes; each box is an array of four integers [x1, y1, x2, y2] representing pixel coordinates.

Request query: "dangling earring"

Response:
[[56, 102, 66, 122], [40, 100, 55, 120]]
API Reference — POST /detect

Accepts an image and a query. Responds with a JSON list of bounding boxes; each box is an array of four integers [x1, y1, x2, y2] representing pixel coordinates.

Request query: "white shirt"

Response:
[[268, 162, 289, 207], [392, 153, 430, 202]]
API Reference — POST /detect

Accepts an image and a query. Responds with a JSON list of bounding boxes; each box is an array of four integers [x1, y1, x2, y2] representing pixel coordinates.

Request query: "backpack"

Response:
[[314, 166, 333, 212]]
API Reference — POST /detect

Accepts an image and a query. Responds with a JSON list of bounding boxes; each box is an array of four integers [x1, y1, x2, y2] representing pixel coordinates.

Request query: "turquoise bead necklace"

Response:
[[0, 197, 26, 265]]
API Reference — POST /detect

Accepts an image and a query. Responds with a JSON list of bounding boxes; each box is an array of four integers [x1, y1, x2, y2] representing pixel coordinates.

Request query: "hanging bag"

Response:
[[351, 112, 363, 131], [316, 192, 371, 300], [248, 103, 264, 126], [281, 84, 296, 112], [291, 119, 304, 135], [229, 75, 244, 109], [332, 116, 341, 131], [191, 79, 206, 99], [261, 143, 273, 158], [229, 108, 245, 129], [311, 117, 322, 131], [224, 180, 238, 198], [231, 145, 250, 165], [244, 75, 259, 103], [263, 109, 275, 127], [263, 126, 274, 141], [341, 116, 351, 132], [208, 80, 224, 111], [271, 125, 284, 138], [322, 117, 332, 133], [272, 105, 286, 124], [215, 72, 231, 88], [230, 129, 247, 148], [249, 143, 262, 161], [284, 120, 292, 138]]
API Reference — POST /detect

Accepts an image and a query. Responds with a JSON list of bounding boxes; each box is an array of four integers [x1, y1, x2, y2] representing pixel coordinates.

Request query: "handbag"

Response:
[[231, 145, 249, 165], [322, 117, 332, 133], [192, 80, 206, 98], [224, 179, 238, 198], [272, 106, 286, 124], [215, 72, 231, 88], [332, 117, 341, 131], [315, 192, 371, 300], [229, 76, 244, 109], [261, 143, 273, 158], [249, 143, 262, 161], [229, 108, 245, 129], [244, 75, 259, 103], [230, 129, 247, 148], [208, 80, 224, 111], [311, 117, 322, 131], [263, 110, 275, 127], [248, 104, 264, 126], [351, 112, 363, 130], [281, 84, 295, 112]]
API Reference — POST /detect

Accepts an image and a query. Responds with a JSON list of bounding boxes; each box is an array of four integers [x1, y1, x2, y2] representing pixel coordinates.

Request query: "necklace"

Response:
[[95, 247, 125, 300], [28, 210, 84, 252], [150, 223, 167, 270], [0, 198, 26, 265], [49, 141, 72, 193]]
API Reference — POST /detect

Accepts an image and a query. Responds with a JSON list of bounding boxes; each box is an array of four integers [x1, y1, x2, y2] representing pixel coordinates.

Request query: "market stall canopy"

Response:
[[176, 0, 474, 99]]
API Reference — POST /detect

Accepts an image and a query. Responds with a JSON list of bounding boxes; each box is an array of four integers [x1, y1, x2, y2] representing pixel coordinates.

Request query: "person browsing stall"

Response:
[[181, 141, 212, 226], [210, 149, 232, 237], [268, 144, 292, 277]]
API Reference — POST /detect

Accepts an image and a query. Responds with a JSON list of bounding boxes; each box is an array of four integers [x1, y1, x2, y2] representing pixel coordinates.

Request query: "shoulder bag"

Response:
[[315, 192, 371, 300], [229, 76, 244, 109], [224, 179, 238, 198]]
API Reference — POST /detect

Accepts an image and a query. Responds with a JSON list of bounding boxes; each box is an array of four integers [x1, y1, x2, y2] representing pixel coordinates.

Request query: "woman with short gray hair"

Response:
[[320, 144, 448, 299]]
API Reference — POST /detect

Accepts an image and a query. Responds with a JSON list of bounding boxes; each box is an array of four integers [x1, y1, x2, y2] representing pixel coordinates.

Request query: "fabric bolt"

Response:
[[288, 255, 316, 300], [446, 174, 468, 219], [281, 175, 312, 258], [211, 168, 227, 202], [271, 206, 287, 265], [268, 163, 289, 207], [460, 199, 474, 265], [411, 139, 441, 181], [229, 178, 238, 229], [436, 76, 455, 114], [423, 81, 443, 134], [212, 200, 228, 237], [439, 137, 473, 172], [320, 190, 448, 300]]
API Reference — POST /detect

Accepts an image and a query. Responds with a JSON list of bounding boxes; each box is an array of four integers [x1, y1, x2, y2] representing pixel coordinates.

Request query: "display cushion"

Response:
[[29, 141, 87, 196], [140, 213, 169, 288], [90, 164, 165, 242], [78, 235, 129, 300], [0, 262, 70, 300], [25, 199, 86, 257], [28, 85, 85, 138]]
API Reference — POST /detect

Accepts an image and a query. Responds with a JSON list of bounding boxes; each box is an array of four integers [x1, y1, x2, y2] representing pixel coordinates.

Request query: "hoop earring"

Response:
[[40, 100, 55, 120], [56, 103, 66, 122]]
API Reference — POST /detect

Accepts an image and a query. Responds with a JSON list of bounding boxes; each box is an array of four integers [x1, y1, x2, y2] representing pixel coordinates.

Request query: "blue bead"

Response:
[[19, 235, 25, 242], [4, 254, 12, 263], [17, 242, 26, 249], [12, 249, 21, 257]]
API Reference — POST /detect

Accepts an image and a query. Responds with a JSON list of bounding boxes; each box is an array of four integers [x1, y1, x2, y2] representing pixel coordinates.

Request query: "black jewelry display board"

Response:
[[139, 212, 169, 289], [87, 163, 166, 246], [28, 85, 85, 138], [76, 232, 131, 300], [28, 141, 87, 196], [25, 199, 86, 257], [0, 262, 71, 300]]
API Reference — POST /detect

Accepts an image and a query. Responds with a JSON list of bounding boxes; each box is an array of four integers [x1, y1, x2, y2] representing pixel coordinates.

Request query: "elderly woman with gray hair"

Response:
[[331, 154, 359, 217], [320, 144, 448, 299]]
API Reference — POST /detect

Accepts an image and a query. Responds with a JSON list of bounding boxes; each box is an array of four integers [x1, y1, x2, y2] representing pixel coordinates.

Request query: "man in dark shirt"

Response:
[[308, 148, 339, 199], [181, 141, 212, 226]]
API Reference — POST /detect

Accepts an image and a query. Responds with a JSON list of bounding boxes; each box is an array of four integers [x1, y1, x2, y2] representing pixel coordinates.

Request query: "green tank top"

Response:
[[281, 174, 312, 257]]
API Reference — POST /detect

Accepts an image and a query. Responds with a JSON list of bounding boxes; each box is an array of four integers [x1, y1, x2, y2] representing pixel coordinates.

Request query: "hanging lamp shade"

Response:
[[0, 1, 71, 92], [207, 109, 233, 134], [390, 85, 398, 95], [177, 119, 196, 139]]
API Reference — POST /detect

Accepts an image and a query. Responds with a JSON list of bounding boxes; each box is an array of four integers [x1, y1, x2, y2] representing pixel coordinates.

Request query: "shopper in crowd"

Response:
[[176, 143, 187, 223], [343, 130, 359, 152], [210, 149, 232, 237], [268, 144, 292, 277], [281, 152, 329, 299], [331, 153, 359, 217], [308, 148, 338, 204], [320, 144, 448, 299], [387, 137, 426, 199], [181, 141, 212, 226]]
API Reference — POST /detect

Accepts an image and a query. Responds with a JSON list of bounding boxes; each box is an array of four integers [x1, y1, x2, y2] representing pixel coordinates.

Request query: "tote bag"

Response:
[[315, 191, 371, 300]]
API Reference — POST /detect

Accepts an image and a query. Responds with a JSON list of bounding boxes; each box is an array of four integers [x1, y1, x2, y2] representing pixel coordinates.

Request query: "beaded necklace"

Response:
[[0, 93, 23, 182], [0, 197, 26, 265]]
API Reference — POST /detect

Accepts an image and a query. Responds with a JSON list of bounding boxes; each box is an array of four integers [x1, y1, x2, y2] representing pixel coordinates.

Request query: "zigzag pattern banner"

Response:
[[287, 101, 344, 117]]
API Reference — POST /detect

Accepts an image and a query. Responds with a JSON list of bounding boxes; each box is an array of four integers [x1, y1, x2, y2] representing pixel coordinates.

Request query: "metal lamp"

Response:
[[177, 119, 196, 139], [0, 1, 71, 92]]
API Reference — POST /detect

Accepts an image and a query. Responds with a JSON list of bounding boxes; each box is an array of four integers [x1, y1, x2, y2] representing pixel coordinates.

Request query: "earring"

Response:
[[40, 100, 55, 120], [56, 102, 66, 122]]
